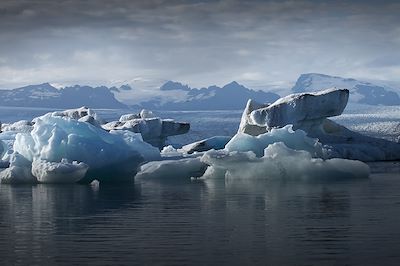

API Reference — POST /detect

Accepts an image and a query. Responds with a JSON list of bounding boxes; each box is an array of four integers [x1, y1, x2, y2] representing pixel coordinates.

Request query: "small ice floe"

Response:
[[200, 127, 370, 181], [136, 157, 207, 180], [181, 136, 231, 154]]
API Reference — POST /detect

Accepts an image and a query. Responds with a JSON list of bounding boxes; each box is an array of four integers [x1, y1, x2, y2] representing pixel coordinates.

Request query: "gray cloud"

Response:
[[0, 0, 399, 90]]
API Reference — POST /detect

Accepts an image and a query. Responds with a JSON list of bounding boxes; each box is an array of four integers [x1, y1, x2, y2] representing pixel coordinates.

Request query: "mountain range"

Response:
[[134, 81, 280, 110], [0, 74, 399, 109], [292, 73, 400, 105], [0, 83, 127, 109]]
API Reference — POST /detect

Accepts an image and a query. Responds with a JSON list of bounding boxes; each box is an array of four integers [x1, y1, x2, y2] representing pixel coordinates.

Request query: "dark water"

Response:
[[2, 107, 400, 265], [1, 164, 400, 266]]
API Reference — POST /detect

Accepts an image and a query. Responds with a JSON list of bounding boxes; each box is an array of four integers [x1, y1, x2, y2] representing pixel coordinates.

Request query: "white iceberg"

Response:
[[227, 125, 324, 158], [201, 142, 370, 180], [103, 110, 190, 148], [7, 112, 160, 183], [239, 88, 400, 161]]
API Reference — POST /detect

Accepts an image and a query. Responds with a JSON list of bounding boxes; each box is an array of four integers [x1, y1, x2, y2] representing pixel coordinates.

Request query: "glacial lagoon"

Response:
[[1, 106, 400, 265]]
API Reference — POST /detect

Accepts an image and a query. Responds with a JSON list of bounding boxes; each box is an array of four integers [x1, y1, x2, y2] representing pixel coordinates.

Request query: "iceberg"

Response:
[[136, 157, 207, 180], [181, 136, 231, 154], [1, 120, 34, 133], [227, 125, 324, 158], [102, 110, 190, 148], [238, 88, 400, 161], [1, 112, 160, 184], [201, 142, 370, 180]]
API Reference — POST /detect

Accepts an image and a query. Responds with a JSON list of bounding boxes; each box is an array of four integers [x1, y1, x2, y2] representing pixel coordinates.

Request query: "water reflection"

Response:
[[0, 174, 400, 265]]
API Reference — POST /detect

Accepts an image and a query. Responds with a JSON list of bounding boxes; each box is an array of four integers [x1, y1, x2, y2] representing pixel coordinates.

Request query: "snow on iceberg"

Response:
[[3, 112, 160, 183]]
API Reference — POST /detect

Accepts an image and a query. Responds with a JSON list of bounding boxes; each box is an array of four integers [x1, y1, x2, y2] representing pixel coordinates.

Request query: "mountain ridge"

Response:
[[291, 73, 400, 105]]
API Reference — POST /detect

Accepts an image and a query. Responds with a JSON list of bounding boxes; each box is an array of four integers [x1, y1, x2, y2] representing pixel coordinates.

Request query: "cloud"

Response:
[[0, 0, 399, 89]]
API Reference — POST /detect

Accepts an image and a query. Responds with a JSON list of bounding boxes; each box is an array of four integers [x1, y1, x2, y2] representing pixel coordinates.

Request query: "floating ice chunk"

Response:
[[201, 142, 370, 180], [161, 145, 183, 157], [136, 157, 207, 180], [140, 109, 156, 119], [78, 115, 102, 128], [182, 136, 231, 154], [52, 106, 96, 120], [31, 159, 89, 183], [13, 113, 160, 183], [119, 113, 140, 122], [1, 120, 34, 133], [104, 111, 190, 148], [226, 125, 324, 158], [40, 106, 105, 127], [249, 88, 349, 129], [0, 152, 36, 184]]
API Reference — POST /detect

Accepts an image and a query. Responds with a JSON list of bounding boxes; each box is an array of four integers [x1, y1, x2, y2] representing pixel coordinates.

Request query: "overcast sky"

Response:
[[0, 0, 399, 90]]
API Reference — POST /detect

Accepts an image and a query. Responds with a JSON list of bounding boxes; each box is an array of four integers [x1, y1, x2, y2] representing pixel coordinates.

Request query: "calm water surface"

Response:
[[1, 163, 400, 266], [2, 107, 400, 265]]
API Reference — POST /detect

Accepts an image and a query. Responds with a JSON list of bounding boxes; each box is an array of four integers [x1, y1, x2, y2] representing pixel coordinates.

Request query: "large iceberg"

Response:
[[1, 112, 160, 183], [1, 107, 191, 151], [238, 88, 400, 161]]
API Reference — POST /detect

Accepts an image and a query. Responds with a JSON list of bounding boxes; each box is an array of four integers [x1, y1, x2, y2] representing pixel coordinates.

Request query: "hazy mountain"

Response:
[[0, 83, 127, 109], [136, 81, 280, 110], [292, 73, 400, 105], [3, 74, 397, 110]]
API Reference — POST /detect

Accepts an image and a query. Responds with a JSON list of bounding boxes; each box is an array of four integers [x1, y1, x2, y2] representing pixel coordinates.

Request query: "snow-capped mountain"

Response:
[[135, 81, 280, 110], [292, 73, 400, 105], [0, 83, 127, 108]]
